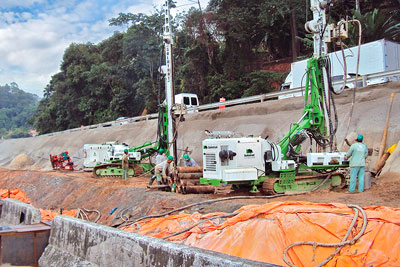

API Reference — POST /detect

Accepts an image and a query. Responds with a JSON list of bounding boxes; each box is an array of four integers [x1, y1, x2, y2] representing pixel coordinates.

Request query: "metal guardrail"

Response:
[[40, 113, 159, 136], [39, 68, 400, 137]]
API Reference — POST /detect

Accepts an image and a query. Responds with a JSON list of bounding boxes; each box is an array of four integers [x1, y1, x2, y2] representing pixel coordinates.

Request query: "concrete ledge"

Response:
[[0, 199, 41, 225], [39, 216, 276, 267]]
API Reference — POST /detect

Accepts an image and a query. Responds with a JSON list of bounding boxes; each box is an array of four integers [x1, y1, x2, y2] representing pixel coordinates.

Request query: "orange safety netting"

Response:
[[122, 201, 400, 266], [1, 188, 77, 222]]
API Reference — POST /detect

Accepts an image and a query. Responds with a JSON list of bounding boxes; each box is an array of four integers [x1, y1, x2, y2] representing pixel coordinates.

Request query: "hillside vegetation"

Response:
[[31, 0, 400, 134], [0, 83, 38, 139]]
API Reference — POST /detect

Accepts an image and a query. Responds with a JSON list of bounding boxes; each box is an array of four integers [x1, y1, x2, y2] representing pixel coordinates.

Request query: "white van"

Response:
[[175, 93, 199, 113]]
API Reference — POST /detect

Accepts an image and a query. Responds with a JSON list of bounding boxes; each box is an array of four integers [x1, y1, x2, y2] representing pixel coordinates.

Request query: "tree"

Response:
[[349, 9, 400, 44], [32, 10, 167, 134], [33, 1, 338, 133], [0, 83, 38, 138]]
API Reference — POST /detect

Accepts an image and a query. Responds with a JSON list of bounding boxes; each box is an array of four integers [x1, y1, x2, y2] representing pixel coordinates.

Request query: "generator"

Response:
[[202, 137, 296, 183], [83, 142, 141, 168]]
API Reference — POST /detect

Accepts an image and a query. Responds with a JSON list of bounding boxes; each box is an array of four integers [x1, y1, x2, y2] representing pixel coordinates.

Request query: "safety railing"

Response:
[[39, 68, 400, 137]]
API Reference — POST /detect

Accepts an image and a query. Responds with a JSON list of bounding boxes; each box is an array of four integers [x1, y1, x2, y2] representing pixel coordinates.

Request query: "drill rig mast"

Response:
[[200, 0, 350, 194], [162, 0, 177, 161], [91, 1, 176, 178]]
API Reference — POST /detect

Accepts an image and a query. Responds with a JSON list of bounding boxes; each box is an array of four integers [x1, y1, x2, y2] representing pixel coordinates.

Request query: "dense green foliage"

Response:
[[31, 0, 400, 134], [0, 83, 38, 139]]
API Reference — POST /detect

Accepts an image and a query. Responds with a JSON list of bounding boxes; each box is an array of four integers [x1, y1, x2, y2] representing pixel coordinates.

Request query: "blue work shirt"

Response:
[[184, 158, 198, 167], [155, 154, 167, 165], [346, 142, 368, 167]]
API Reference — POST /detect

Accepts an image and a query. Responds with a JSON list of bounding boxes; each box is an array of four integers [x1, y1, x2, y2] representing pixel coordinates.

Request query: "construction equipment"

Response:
[[89, 108, 169, 178], [197, 0, 353, 194], [49, 151, 74, 171], [87, 142, 148, 178], [89, 1, 178, 179]]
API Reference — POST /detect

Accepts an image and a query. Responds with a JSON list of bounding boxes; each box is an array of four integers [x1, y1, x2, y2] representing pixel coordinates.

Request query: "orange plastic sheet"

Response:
[[1, 188, 77, 222], [0, 189, 31, 203], [123, 201, 400, 266], [40, 209, 77, 221]]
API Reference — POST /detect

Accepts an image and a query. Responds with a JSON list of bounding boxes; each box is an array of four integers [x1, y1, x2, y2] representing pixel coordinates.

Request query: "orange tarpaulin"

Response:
[[123, 201, 400, 266], [1, 188, 77, 222], [40, 209, 77, 221], [0, 189, 31, 203]]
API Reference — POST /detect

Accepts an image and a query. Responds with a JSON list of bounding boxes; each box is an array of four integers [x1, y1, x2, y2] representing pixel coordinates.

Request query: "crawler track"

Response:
[[262, 173, 346, 195], [92, 163, 145, 178]]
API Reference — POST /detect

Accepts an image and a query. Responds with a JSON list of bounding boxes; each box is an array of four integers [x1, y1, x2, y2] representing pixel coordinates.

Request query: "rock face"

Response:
[[0, 198, 41, 225], [0, 83, 399, 172], [38, 215, 272, 267]]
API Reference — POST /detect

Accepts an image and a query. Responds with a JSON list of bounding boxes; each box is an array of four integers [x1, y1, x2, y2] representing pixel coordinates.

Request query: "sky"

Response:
[[0, 0, 209, 97]]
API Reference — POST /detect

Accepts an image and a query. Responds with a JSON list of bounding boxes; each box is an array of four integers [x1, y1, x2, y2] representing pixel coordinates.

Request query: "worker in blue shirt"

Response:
[[183, 154, 198, 167], [345, 134, 368, 193]]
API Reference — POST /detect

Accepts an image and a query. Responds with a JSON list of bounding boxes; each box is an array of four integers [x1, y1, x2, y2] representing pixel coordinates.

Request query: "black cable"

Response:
[[308, 130, 329, 148], [272, 142, 278, 161], [274, 143, 279, 161], [324, 57, 339, 148], [318, 2, 338, 150], [287, 123, 293, 157], [267, 140, 278, 162], [319, 58, 334, 150], [329, 89, 339, 138], [315, 168, 338, 174], [300, 71, 307, 106], [319, 3, 332, 56]]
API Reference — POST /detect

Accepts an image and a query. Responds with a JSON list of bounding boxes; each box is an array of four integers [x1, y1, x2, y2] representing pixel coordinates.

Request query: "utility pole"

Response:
[[162, 0, 177, 160]]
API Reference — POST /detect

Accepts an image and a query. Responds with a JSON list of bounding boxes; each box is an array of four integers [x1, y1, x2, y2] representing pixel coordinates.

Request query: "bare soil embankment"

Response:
[[0, 168, 399, 227], [0, 82, 399, 173]]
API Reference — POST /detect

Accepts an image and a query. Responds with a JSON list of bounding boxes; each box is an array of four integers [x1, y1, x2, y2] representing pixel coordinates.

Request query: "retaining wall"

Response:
[[0, 198, 41, 225], [39, 215, 275, 267], [1, 84, 399, 171]]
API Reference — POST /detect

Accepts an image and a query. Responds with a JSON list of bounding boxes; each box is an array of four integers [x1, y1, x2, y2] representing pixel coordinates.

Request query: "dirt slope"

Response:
[[0, 168, 399, 226], [0, 82, 399, 172]]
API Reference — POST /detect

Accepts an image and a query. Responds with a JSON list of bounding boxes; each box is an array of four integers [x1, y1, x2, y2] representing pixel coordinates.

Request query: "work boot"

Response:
[[148, 175, 156, 187]]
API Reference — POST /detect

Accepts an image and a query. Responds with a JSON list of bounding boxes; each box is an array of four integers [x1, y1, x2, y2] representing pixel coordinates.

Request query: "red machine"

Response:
[[49, 151, 74, 171]]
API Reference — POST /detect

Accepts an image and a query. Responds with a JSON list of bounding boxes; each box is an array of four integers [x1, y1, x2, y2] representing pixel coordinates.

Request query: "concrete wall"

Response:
[[39, 215, 276, 267], [0, 199, 41, 225]]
